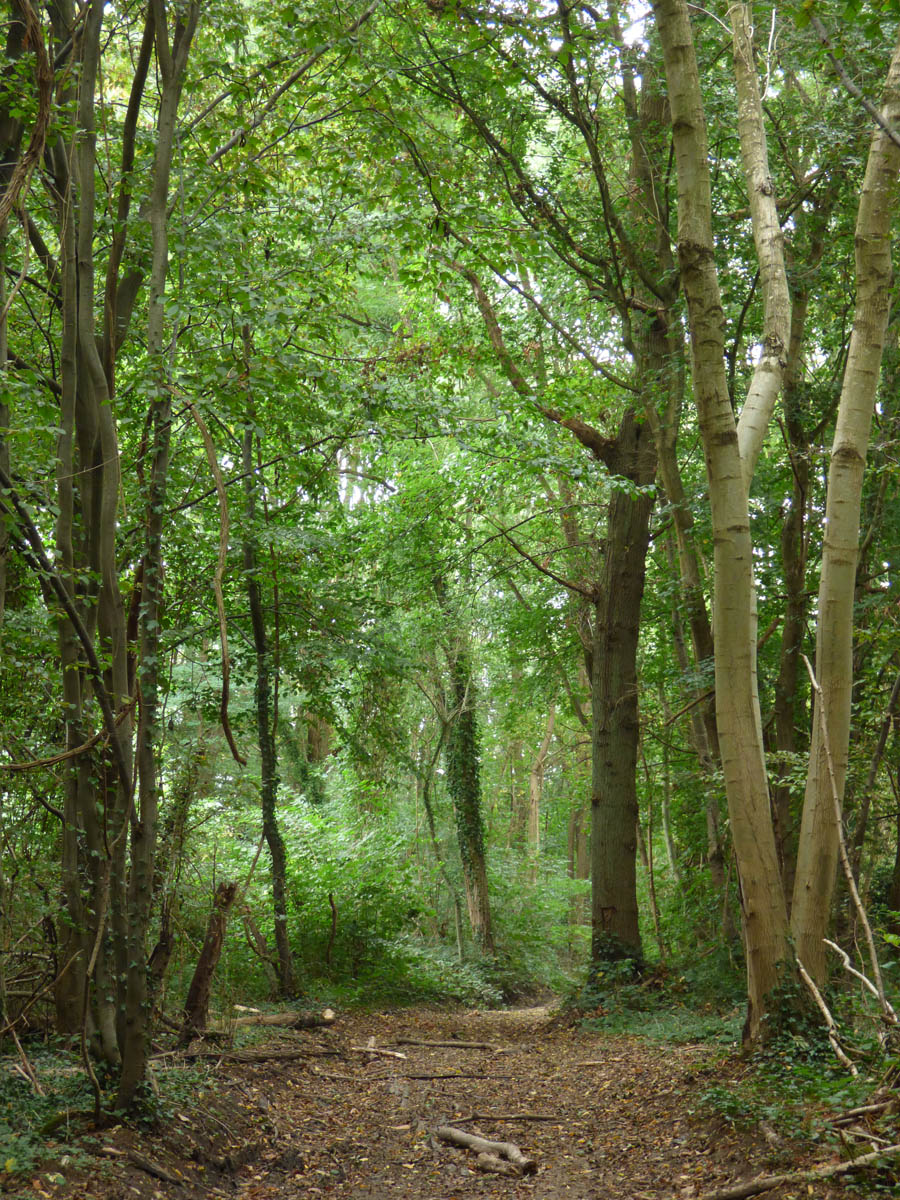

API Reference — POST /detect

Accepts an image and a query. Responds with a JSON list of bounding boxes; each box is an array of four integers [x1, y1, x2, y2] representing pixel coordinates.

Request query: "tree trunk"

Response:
[[791, 34, 900, 981], [771, 192, 833, 903], [243, 419, 296, 997], [652, 0, 793, 1038], [117, 0, 198, 1111], [590, 409, 655, 963], [179, 881, 238, 1044], [887, 781, 900, 934], [446, 648, 495, 953], [527, 705, 555, 881]]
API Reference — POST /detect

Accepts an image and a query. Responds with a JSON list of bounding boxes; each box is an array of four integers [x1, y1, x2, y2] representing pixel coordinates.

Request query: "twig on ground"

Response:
[[350, 1043, 407, 1060], [154, 1046, 338, 1063], [100, 1146, 183, 1185], [10, 1026, 43, 1095], [455, 1111, 558, 1123], [393, 1038, 496, 1050], [404, 1073, 510, 1081]]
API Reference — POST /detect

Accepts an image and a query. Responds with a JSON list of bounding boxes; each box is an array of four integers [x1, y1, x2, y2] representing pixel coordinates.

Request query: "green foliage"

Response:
[[0, 1045, 95, 1183], [566, 952, 744, 1046]]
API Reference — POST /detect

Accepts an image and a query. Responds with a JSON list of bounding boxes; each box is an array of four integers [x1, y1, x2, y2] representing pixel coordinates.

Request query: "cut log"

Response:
[[227, 1008, 335, 1029], [436, 1125, 537, 1175]]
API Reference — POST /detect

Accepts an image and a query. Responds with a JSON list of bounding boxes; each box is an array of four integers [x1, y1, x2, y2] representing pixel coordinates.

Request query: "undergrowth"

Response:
[[0, 1041, 214, 1193], [566, 946, 745, 1045]]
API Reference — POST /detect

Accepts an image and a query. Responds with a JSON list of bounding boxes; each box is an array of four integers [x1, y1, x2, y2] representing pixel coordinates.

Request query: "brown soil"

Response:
[[9, 1006, 889, 1200]]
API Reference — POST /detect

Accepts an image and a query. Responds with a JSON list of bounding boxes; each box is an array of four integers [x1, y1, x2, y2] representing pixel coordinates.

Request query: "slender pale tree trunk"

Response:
[[652, 0, 792, 1039], [791, 34, 900, 981]]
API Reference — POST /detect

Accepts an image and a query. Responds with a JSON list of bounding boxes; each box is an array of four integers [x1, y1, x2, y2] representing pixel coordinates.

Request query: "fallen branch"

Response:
[[694, 1143, 900, 1200], [796, 957, 858, 1075], [10, 1026, 43, 1095], [404, 1072, 510, 1081], [436, 1125, 537, 1175], [350, 1044, 407, 1060], [830, 1099, 896, 1123], [100, 1146, 183, 1185], [155, 1046, 338, 1063], [840, 1126, 893, 1145], [476, 1151, 520, 1177], [394, 1038, 496, 1050], [456, 1112, 558, 1124], [825, 939, 899, 1025]]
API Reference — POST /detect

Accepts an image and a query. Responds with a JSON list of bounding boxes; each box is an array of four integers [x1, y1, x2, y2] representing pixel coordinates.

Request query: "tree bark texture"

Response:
[[590, 409, 655, 962], [243, 421, 296, 997], [791, 30, 900, 981], [446, 648, 495, 954], [117, 0, 199, 1111], [771, 261, 818, 902], [180, 880, 238, 1043], [652, 0, 792, 1037]]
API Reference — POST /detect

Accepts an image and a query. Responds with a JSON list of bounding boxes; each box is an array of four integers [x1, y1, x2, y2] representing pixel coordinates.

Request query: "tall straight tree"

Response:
[[652, 0, 900, 1036]]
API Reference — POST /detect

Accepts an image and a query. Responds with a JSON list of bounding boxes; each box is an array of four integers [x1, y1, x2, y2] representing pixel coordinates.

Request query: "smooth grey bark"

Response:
[[652, 0, 793, 1039], [791, 33, 900, 978]]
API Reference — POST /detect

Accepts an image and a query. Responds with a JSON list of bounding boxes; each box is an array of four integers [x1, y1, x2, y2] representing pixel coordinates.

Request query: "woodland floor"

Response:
[[9, 1004, 894, 1200]]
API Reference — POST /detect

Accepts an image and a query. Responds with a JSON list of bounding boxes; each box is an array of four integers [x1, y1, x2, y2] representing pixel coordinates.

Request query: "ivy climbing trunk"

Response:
[[243, 416, 296, 998], [445, 646, 494, 954]]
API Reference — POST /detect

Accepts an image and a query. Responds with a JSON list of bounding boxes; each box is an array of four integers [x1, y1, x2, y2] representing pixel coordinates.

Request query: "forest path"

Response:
[[218, 1005, 812, 1200], [54, 1005, 847, 1200]]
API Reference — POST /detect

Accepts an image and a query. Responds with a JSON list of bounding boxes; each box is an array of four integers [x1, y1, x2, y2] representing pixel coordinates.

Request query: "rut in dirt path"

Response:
[[226, 1005, 821, 1200]]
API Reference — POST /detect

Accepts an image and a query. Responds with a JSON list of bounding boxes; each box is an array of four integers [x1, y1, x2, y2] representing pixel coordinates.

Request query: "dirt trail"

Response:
[[47, 1006, 849, 1200]]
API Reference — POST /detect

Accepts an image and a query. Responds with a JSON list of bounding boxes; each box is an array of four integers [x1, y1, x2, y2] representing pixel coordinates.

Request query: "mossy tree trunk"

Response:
[[445, 647, 495, 954]]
